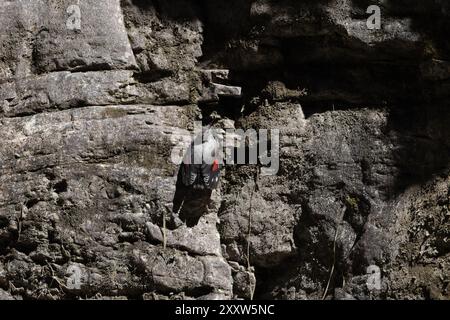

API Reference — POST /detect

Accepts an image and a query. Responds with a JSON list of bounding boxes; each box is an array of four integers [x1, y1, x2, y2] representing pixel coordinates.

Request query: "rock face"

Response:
[[0, 0, 449, 300]]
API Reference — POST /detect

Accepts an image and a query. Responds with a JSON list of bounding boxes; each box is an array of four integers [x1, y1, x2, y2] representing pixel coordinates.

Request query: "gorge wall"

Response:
[[0, 0, 449, 300]]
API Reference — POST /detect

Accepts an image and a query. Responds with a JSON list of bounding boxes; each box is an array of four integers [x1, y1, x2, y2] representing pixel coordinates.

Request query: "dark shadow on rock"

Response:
[[385, 102, 450, 197], [128, 0, 202, 21]]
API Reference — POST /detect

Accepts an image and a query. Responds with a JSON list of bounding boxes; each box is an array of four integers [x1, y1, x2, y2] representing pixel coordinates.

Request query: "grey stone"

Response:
[[0, 288, 14, 300], [232, 267, 256, 300], [0, 0, 449, 301], [34, 0, 137, 72], [146, 211, 222, 256], [212, 83, 242, 98]]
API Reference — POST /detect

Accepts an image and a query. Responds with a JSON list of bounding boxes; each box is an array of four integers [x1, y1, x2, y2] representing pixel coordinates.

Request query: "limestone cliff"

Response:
[[0, 0, 449, 300]]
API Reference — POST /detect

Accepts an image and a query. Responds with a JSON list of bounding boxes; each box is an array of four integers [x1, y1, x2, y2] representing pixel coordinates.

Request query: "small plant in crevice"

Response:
[[246, 169, 260, 301], [345, 196, 360, 213], [246, 189, 253, 271], [162, 208, 167, 250], [322, 206, 346, 300]]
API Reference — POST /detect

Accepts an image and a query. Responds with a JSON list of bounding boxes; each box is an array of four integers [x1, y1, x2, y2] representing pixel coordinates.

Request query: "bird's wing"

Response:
[[181, 162, 199, 186], [201, 160, 220, 189]]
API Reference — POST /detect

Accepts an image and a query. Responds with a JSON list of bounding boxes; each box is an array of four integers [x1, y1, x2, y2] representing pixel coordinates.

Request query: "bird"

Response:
[[180, 126, 222, 190]]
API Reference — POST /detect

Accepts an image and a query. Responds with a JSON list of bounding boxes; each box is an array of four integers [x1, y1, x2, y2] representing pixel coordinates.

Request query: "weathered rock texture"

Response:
[[0, 0, 449, 300]]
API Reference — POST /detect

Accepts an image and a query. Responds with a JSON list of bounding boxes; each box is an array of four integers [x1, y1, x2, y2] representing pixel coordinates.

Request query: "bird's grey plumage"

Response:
[[181, 127, 221, 190]]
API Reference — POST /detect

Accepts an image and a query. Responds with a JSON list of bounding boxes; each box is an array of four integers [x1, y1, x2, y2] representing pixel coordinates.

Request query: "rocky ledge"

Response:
[[0, 0, 449, 300]]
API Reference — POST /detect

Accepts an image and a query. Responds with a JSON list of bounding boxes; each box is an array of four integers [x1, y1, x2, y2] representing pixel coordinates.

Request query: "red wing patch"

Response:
[[212, 159, 219, 172]]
